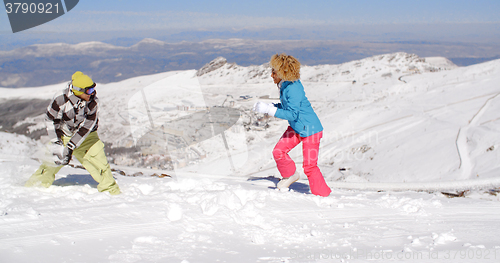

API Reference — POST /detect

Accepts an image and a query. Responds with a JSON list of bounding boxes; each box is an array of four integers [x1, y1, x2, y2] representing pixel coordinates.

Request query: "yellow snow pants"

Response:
[[25, 132, 121, 195]]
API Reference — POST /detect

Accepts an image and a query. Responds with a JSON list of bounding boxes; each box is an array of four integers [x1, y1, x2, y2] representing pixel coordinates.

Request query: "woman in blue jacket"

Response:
[[253, 54, 331, 197]]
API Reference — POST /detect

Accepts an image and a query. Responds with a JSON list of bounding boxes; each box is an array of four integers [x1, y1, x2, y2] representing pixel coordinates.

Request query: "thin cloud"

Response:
[[31, 10, 338, 32]]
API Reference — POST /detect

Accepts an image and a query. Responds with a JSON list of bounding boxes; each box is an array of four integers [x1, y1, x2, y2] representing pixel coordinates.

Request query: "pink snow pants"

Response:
[[272, 126, 331, 197]]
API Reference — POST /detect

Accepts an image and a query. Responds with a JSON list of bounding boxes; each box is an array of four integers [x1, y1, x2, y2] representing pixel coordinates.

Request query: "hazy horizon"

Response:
[[1, 0, 500, 88]]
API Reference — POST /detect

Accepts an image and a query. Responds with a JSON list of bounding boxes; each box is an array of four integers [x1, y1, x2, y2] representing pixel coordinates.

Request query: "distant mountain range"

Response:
[[0, 38, 498, 88]]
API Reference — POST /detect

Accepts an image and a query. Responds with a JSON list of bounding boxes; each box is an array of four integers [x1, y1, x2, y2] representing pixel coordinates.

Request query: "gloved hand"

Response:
[[55, 146, 73, 166], [253, 101, 277, 116]]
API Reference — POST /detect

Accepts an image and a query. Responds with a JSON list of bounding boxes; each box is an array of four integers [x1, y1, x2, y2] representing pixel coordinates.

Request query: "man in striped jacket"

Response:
[[25, 71, 121, 195]]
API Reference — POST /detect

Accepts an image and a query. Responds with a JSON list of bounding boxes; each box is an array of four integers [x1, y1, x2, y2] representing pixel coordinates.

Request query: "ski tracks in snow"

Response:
[[456, 92, 500, 179], [320, 90, 500, 192]]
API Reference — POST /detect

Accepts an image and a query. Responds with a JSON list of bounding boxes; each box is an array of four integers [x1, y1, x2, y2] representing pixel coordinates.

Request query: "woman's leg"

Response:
[[302, 131, 331, 197], [272, 126, 301, 178]]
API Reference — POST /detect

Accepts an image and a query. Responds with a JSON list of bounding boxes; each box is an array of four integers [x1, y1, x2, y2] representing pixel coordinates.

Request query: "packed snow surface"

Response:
[[1, 53, 500, 262]]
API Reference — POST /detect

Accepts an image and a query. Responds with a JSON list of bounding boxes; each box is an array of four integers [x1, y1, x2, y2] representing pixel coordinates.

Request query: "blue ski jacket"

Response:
[[274, 80, 323, 137]]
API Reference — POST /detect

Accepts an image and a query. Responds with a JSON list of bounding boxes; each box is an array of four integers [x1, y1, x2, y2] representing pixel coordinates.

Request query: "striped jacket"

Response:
[[46, 84, 99, 150]]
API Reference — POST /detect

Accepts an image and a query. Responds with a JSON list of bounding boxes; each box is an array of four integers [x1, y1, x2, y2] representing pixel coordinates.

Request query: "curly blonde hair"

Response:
[[270, 53, 301, 82]]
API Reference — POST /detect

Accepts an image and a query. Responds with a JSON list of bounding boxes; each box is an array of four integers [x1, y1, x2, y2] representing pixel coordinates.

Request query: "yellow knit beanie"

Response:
[[71, 71, 94, 95]]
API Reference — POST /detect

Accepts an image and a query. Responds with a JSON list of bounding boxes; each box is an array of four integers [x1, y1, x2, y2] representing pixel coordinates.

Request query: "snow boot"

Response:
[[277, 172, 300, 190]]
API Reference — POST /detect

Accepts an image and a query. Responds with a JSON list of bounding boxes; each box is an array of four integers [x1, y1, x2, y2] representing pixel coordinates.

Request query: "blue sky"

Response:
[[75, 0, 499, 24], [1, 0, 500, 33]]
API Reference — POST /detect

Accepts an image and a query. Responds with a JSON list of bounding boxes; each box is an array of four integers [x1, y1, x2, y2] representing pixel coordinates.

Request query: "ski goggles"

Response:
[[72, 83, 96, 95]]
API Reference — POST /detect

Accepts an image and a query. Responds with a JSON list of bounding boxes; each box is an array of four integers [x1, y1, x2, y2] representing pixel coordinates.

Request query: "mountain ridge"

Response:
[[0, 37, 484, 88]]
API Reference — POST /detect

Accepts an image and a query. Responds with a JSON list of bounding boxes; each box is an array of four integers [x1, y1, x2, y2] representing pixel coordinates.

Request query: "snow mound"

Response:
[[0, 132, 41, 158]]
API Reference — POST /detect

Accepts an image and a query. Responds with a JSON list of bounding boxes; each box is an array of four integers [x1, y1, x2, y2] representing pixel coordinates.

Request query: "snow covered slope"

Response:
[[2, 52, 499, 186], [194, 53, 499, 185], [2, 53, 500, 262]]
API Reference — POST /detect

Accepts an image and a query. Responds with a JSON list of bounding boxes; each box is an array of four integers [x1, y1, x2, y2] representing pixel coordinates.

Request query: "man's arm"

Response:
[[45, 93, 66, 143]]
